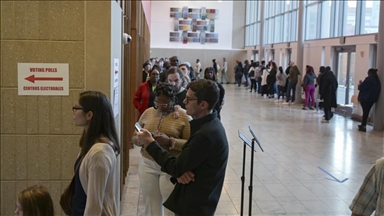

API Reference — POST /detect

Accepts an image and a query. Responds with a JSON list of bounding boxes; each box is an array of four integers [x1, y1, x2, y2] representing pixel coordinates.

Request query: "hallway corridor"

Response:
[[121, 84, 384, 216]]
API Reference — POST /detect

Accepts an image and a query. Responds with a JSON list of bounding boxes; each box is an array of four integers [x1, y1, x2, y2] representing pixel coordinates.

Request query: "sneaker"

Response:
[[321, 119, 329, 123], [282, 102, 290, 105], [309, 106, 315, 110], [249, 90, 252, 92], [358, 125, 366, 132], [302, 107, 308, 110]]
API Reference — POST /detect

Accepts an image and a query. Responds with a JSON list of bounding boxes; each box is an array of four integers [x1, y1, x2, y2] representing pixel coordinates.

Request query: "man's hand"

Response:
[[177, 171, 195, 184], [136, 129, 155, 148]]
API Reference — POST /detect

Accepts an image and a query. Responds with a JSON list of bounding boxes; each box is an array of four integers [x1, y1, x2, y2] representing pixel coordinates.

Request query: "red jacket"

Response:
[[133, 81, 154, 118]]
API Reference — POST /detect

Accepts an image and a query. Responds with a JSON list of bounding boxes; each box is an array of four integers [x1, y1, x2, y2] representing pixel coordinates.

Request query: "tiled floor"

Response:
[[121, 84, 384, 216]]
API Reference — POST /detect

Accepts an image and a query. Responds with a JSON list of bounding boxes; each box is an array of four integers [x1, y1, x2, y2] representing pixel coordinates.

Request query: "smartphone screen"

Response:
[[135, 122, 142, 133]]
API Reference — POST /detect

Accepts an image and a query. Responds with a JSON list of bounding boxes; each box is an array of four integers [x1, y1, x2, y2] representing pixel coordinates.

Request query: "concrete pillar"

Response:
[[373, 1, 384, 131], [295, 0, 305, 103], [259, 1, 265, 61]]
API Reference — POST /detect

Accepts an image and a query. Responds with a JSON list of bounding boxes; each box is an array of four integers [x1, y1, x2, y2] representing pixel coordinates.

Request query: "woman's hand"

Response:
[[154, 132, 170, 150]]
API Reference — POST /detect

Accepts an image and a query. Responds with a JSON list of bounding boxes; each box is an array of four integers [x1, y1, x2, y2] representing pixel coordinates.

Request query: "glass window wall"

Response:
[[321, 1, 332, 38], [343, 1, 357, 36], [245, 0, 378, 47], [360, 0, 380, 34], [306, 4, 319, 40]]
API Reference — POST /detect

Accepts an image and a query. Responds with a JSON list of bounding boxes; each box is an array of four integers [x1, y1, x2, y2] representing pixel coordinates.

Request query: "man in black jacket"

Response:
[[136, 79, 229, 216]]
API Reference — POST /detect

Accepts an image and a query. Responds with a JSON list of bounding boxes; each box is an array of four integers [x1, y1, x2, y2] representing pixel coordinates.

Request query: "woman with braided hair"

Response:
[[132, 82, 191, 216]]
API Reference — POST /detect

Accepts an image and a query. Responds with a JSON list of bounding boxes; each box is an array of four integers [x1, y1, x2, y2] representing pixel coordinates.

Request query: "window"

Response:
[[274, 15, 282, 43], [332, 0, 342, 37], [343, 0, 357, 36], [321, 1, 332, 38], [306, 4, 319, 39], [245, 26, 250, 46], [360, 0, 380, 34], [291, 11, 298, 41], [250, 24, 254, 46], [246, 1, 251, 24], [283, 13, 291, 42], [254, 23, 260, 45], [264, 19, 270, 44], [256, 1, 261, 21]]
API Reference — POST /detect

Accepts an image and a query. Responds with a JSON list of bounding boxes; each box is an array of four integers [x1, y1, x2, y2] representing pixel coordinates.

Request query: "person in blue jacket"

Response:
[[357, 68, 381, 132]]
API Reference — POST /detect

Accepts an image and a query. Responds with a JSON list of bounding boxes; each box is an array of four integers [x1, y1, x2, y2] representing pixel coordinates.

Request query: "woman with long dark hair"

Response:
[[267, 62, 277, 98], [132, 83, 191, 216], [357, 68, 381, 132], [235, 61, 243, 87], [71, 90, 120, 215], [276, 66, 287, 102]]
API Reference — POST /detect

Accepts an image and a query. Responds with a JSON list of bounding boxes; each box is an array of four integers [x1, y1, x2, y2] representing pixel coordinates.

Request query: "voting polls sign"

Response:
[[18, 63, 69, 96]]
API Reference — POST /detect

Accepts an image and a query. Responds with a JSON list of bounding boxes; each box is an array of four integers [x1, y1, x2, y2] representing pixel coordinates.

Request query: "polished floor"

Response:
[[121, 84, 384, 216]]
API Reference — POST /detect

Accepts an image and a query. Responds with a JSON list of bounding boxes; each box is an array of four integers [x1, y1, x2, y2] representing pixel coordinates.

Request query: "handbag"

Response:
[[60, 176, 75, 215], [60, 157, 83, 215]]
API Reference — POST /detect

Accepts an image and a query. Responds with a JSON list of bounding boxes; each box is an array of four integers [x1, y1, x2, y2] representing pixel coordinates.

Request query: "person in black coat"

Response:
[[357, 68, 381, 132], [318, 66, 338, 123], [204, 67, 225, 120], [235, 61, 244, 87], [267, 62, 277, 98]]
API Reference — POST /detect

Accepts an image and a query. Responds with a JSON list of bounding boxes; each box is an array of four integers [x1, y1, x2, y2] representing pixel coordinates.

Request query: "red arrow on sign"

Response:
[[25, 75, 63, 83]]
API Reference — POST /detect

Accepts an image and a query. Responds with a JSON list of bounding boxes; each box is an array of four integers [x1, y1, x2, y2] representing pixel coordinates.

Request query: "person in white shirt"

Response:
[[71, 91, 120, 216], [220, 57, 229, 84], [195, 59, 202, 80]]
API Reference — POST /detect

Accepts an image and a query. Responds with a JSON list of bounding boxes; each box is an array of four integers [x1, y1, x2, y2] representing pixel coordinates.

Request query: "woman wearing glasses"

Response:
[[71, 91, 120, 215], [132, 82, 191, 216], [133, 65, 161, 119]]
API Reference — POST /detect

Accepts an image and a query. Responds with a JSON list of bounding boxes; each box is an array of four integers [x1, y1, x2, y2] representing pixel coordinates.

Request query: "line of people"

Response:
[[132, 56, 229, 216]]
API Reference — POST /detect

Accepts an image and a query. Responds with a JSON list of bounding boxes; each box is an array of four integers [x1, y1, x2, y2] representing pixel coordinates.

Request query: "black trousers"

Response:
[[324, 108, 332, 120], [250, 79, 257, 91], [360, 102, 374, 126]]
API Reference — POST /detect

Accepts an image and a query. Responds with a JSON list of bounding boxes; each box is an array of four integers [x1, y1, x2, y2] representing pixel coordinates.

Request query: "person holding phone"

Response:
[[132, 82, 191, 216], [136, 79, 229, 215]]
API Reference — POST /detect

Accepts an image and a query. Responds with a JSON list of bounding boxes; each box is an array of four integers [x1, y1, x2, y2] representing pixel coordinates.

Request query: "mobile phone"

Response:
[[135, 122, 142, 133]]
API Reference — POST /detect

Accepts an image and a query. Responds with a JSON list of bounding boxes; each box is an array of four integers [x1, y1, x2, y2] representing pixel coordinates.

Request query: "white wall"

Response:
[[110, 2, 122, 214], [150, 1, 233, 49]]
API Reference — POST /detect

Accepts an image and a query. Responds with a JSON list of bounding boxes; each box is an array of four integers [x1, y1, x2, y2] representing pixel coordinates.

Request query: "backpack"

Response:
[[259, 66, 265, 76], [255, 67, 261, 78], [249, 68, 255, 77]]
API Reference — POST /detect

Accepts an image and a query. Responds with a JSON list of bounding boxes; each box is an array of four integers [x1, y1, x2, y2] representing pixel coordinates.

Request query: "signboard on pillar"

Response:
[[18, 63, 69, 96]]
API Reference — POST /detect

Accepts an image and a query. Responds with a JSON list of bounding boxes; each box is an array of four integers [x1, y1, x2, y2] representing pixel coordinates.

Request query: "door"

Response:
[[334, 46, 356, 105]]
